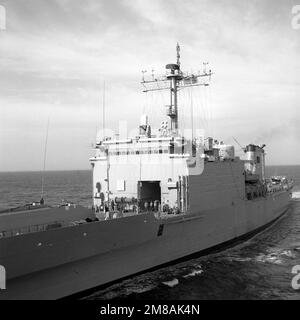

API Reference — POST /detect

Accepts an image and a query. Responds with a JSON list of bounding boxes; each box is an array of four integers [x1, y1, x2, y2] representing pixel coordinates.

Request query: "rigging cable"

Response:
[[190, 87, 194, 141]]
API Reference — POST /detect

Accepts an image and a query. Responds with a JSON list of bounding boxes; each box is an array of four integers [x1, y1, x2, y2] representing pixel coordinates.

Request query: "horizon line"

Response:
[[0, 164, 300, 174]]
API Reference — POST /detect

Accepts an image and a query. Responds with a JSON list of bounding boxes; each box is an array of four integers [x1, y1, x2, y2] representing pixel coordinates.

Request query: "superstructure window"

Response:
[[169, 144, 174, 154]]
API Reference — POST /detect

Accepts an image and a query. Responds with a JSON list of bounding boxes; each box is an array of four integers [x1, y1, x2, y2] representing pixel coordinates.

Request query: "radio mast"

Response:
[[141, 43, 212, 135]]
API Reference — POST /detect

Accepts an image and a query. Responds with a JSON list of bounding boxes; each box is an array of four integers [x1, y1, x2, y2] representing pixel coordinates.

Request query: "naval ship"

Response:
[[0, 44, 293, 299]]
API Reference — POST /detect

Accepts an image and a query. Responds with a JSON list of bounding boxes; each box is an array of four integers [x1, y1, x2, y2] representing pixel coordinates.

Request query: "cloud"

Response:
[[0, 0, 299, 170]]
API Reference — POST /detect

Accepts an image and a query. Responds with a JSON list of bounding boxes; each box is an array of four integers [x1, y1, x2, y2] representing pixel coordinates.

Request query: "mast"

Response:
[[141, 43, 212, 136], [166, 43, 182, 131]]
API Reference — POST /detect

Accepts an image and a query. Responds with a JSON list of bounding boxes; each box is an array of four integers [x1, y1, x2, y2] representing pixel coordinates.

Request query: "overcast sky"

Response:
[[0, 0, 299, 171]]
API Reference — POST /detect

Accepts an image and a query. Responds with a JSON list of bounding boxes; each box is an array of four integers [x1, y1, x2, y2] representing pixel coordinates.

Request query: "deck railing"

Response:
[[0, 220, 65, 239]]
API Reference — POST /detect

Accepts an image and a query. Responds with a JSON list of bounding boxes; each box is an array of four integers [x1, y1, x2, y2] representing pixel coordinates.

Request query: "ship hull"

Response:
[[0, 190, 290, 300]]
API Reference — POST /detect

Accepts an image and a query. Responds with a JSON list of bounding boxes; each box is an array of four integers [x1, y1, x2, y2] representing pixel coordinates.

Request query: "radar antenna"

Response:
[[141, 43, 212, 134]]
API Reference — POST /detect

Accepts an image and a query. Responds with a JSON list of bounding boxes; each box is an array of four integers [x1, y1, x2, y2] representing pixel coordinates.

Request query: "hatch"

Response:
[[137, 181, 161, 211]]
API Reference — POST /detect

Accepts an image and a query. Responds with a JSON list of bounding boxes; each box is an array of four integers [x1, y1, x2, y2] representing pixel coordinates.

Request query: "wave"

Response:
[[183, 268, 203, 278], [281, 250, 296, 258], [255, 253, 283, 265], [162, 278, 179, 287], [225, 256, 252, 262], [254, 248, 297, 265], [292, 191, 300, 199], [81, 279, 157, 300]]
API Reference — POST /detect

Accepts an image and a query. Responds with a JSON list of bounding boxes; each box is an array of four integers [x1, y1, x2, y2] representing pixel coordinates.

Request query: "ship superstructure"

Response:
[[0, 45, 293, 300], [90, 43, 213, 219]]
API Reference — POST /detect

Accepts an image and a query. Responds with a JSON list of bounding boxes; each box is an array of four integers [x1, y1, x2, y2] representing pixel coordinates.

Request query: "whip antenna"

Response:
[[41, 116, 50, 203], [102, 80, 106, 138]]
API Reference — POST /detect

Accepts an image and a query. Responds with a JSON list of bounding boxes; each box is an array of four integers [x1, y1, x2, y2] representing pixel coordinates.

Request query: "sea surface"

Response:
[[0, 165, 300, 299]]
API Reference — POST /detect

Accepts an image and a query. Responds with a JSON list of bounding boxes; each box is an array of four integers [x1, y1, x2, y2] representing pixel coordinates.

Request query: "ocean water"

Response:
[[0, 170, 92, 210], [0, 166, 299, 299]]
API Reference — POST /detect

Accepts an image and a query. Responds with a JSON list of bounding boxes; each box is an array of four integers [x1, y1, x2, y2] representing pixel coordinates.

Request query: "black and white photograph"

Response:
[[0, 0, 300, 305]]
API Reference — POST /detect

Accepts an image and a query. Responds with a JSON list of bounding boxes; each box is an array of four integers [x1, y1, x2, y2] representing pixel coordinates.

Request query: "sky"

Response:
[[0, 0, 299, 171]]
